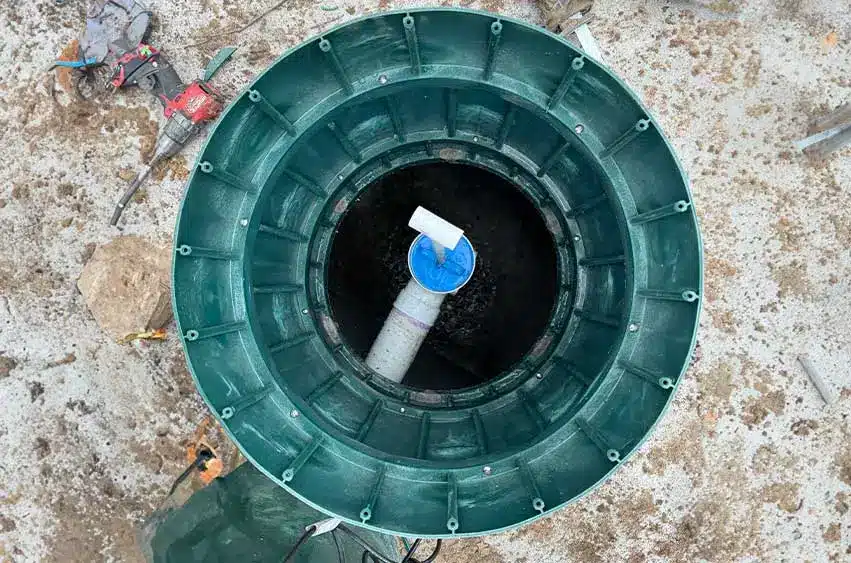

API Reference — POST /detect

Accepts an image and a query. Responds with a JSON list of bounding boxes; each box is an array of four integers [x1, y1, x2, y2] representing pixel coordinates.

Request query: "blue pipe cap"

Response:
[[408, 234, 476, 294]]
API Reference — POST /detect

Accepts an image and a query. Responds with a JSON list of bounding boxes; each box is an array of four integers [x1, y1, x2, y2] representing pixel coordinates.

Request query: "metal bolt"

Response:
[[573, 234, 581, 241], [378, 74, 388, 84], [302, 308, 309, 314], [628, 323, 639, 332], [482, 466, 492, 476], [290, 409, 300, 418], [239, 218, 248, 227], [400, 407, 406, 413], [535, 373, 543, 380], [473, 136, 479, 142], [574, 124, 584, 134]]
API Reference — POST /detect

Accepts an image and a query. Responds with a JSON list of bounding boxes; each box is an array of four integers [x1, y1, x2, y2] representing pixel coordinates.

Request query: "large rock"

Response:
[[77, 236, 171, 341]]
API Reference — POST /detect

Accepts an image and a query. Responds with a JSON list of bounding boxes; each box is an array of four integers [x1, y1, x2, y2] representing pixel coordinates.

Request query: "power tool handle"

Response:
[[150, 53, 186, 105]]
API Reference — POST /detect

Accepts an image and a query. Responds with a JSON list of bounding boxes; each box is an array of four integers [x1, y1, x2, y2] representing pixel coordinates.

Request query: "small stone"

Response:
[[790, 419, 818, 436], [132, 188, 148, 203], [77, 236, 172, 341], [0, 514, 16, 532], [34, 437, 51, 460], [66, 399, 95, 415], [823, 522, 841, 543], [46, 353, 76, 368], [0, 354, 18, 378], [28, 381, 45, 402], [117, 168, 137, 182], [56, 183, 76, 197]]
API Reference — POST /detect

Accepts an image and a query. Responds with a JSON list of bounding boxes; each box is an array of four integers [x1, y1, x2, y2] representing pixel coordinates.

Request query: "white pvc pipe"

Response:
[[408, 206, 463, 250], [365, 279, 446, 383]]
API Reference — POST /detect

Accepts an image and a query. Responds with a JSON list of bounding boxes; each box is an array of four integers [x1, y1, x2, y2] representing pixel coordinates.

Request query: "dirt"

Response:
[[440, 538, 508, 562], [704, 256, 738, 302], [770, 259, 814, 299], [790, 419, 819, 436], [836, 448, 851, 486], [835, 492, 849, 515], [41, 480, 150, 563], [711, 308, 737, 333], [507, 488, 662, 563], [772, 217, 806, 252], [760, 482, 802, 513], [643, 413, 708, 483], [151, 155, 190, 182], [740, 389, 785, 427], [654, 497, 761, 561], [697, 361, 735, 410]]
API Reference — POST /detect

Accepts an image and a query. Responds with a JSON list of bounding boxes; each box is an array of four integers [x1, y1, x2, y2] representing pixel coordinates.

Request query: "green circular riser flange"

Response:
[[173, 8, 702, 537]]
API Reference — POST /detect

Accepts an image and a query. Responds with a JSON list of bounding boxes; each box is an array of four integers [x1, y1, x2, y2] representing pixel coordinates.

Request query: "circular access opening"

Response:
[[327, 162, 559, 391]]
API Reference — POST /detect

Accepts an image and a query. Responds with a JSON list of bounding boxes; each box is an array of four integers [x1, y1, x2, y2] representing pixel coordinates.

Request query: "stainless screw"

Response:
[[400, 407, 406, 413], [574, 234, 581, 241], [628, 323, 639, 332], [482, 466, 492, 476], [290, 409, 299, 417], [535, 373, 543, 380], [239, 218, 248, 227], [575, 124, 584, 134], [473, 136, 479, 142], [378, 74, 388, 84], [302, 309, 309, 314]]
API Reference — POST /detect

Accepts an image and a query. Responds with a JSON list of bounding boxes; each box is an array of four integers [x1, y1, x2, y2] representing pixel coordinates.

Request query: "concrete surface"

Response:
[[0, 0, 849, 561]]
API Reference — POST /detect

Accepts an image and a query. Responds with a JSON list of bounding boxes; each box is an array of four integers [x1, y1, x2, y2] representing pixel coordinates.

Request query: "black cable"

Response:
[[331, 529, 346, 563], [336, 525, 397, 563], [400, 539, 422, 563], [282, 525, 316, 563], [420, 540, 442, 563], [284, 522, 440, 563], [167, 448, 214, 496]]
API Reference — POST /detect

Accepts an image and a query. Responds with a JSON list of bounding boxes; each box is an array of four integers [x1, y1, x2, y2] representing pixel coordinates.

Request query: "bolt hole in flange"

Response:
[[173, 8, 701, 538]]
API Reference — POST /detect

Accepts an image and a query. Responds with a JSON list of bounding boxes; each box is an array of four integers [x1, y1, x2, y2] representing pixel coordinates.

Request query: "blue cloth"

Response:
[[408, 234, 475, 293]]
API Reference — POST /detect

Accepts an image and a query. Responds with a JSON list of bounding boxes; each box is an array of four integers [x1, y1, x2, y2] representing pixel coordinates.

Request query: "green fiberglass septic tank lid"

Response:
[[173, 8, 702, 537]]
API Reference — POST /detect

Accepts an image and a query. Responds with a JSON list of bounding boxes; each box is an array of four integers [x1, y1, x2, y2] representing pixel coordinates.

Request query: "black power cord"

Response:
[[167, 448, 214, 496], [282, 525, 317, 563], [400, 539, 422, 563], [332, 529, 346, 563], [285, 522, 442, 563], [411, 539, 441, 563]]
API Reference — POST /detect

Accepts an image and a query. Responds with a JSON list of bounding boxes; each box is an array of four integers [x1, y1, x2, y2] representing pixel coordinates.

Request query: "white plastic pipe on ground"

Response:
[[365, 279, 446, 383]]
